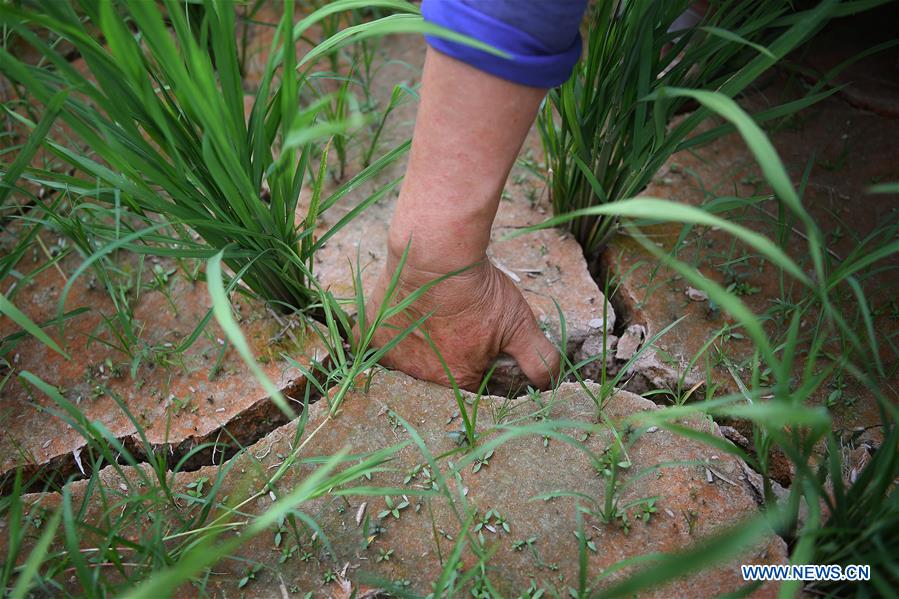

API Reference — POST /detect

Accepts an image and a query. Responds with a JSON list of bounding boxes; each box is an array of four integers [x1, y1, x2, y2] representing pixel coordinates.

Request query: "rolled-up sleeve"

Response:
[[421, 0, 588, 88]]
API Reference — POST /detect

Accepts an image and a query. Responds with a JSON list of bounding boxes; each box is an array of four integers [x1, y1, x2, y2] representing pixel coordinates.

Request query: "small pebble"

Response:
[[588, 318, 603, 329], [686, 287, 709, 302]]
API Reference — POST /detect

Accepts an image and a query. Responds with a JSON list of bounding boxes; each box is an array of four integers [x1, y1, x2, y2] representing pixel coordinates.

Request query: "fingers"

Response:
[[502, 308, 561, 390]]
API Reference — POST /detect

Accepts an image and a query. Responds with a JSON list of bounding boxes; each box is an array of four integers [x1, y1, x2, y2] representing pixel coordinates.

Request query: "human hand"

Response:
[[361, 249, 560, 392]]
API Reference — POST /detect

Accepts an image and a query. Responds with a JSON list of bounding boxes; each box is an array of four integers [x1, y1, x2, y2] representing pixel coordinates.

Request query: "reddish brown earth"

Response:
[[597, 74, 899, 483], [800, 2, 899, 118], [2, 8, 897, 596], [10, 371, 787, 597], [0, 245, 327, 489]]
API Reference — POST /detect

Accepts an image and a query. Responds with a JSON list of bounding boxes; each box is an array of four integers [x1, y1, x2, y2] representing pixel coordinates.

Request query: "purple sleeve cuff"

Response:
[[421, 0, 584, 88]]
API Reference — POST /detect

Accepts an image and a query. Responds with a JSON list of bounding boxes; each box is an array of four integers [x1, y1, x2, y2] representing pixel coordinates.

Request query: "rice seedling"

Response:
[[537, 0, 877, 258], [0, 0, 500, 314], [363, 81, 418, 167], [2, 1, 896, 596]]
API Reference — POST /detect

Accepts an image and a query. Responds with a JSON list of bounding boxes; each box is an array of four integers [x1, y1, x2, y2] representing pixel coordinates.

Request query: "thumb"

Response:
[[502, 309, 561, 390]]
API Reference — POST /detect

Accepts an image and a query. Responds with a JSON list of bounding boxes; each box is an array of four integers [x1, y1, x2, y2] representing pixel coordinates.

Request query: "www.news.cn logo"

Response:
[[741, 564, 871, 581]]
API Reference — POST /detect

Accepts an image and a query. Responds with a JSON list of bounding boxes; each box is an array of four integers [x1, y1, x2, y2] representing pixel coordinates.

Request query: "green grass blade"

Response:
[[698, 26, 777, 58], [0, 292, 69, 358], [595, 515, 770, 598], [9, 508, 61, 599], [0, 90, 67, 207], [509, 197, 810, 286]]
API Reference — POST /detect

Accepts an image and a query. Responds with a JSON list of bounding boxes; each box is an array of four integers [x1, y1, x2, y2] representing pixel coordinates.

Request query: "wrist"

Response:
[[387, 208, 491, 274]]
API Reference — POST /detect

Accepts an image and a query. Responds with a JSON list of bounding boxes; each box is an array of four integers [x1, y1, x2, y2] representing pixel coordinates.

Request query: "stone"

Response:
[[0, 249, 327, 489], [11, 371, 787, 596], [685, 287, 709, 302], [615, 323, 646, 361]]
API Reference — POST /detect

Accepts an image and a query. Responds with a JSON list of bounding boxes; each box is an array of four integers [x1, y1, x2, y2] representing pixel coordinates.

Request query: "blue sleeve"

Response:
[[421, 0, 589, 88]]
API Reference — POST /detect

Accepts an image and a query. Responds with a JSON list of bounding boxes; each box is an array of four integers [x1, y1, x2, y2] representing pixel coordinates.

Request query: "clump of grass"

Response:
[[538, 0, 855, 257], [0, 0, 498, 313], [3, 1, 897, 596]]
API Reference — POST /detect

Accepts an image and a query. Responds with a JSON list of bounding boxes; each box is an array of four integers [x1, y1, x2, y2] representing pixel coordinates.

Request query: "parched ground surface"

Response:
[[11, 371, 787, 597], [1, 5, 898, 598], [597, 33, 899, 484], [0, 247, 328, 489], [0, 30, 616, 490]]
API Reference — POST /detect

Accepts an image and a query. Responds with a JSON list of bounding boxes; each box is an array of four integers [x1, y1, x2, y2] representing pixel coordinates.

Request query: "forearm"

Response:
[[388, 48, 546, 273], [370, 51, 562, 389], [367, 1, 581, 388]]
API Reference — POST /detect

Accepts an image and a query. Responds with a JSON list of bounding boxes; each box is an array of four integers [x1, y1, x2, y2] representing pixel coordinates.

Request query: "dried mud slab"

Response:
[[799, 2, 899, 118], [0, 252, 327, 488], [12, 371, 787, 597], [598, 83, 899, 483]]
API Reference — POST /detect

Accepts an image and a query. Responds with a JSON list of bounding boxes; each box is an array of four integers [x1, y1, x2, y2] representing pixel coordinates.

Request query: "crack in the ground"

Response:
[[5, 278, 557, 495], [1, 377, 325, 495], [590, 251, 631, 341], [594, 250, 797, 491]]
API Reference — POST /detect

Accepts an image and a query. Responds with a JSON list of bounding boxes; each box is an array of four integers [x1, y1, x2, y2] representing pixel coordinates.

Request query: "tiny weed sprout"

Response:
[[1, 0, 897, 596], [376, 547, 394, 562], [471, 448, 494, 473], [377, 495, 410, 520]]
